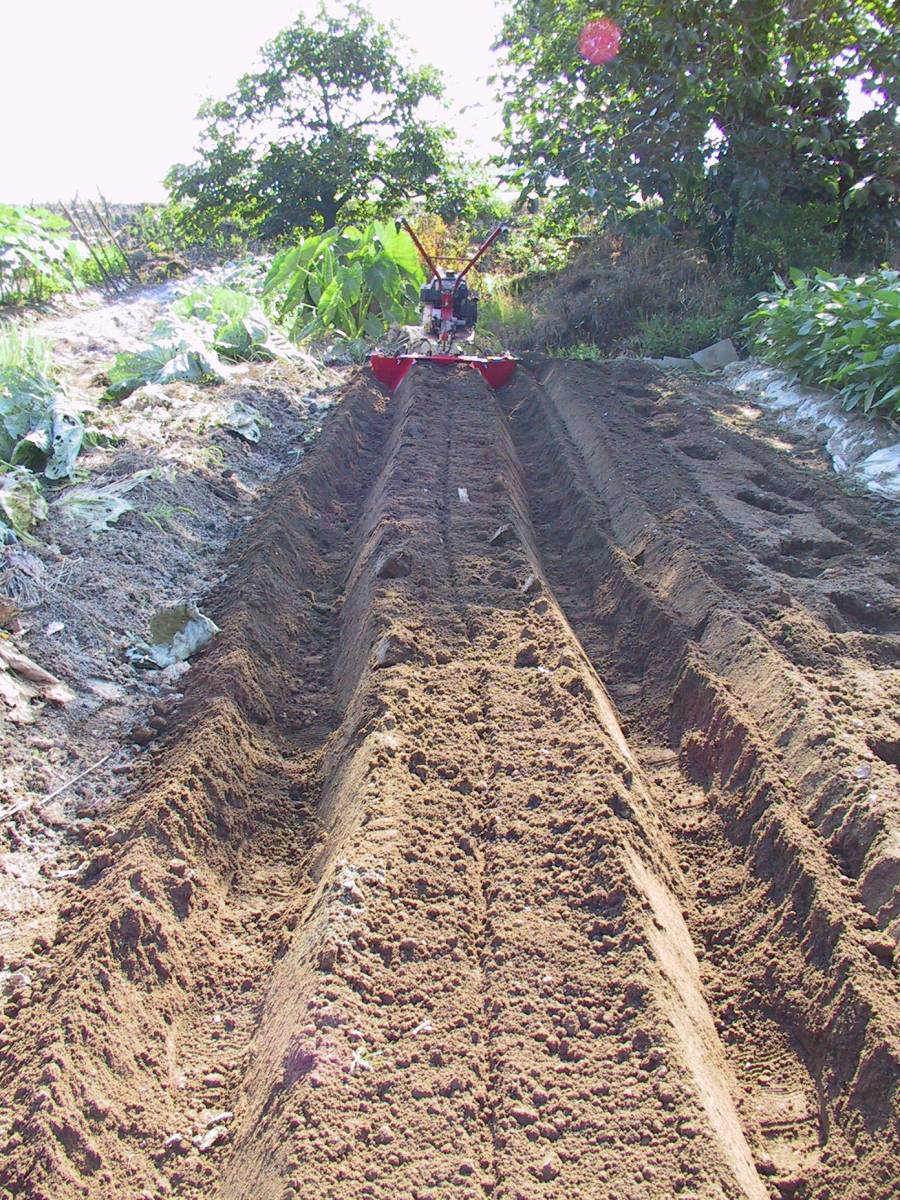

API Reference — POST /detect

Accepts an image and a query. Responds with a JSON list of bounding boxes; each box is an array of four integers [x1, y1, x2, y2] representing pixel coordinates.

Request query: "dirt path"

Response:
[[0, 360, 897, 1200]]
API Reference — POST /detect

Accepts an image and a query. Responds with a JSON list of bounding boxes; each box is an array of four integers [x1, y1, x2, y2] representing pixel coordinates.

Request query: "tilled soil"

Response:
[[0, 359, 897, 1200]]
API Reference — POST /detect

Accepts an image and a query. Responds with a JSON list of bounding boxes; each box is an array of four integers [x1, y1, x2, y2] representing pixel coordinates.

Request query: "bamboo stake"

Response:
[[95, 192, 139, 282], [80, 198, 120, 289], [60, 200, 116, 292], [89, 199, 135, 285]]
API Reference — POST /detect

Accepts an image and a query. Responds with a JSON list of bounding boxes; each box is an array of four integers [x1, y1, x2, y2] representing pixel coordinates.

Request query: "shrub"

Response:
[[523, 232, 754, 355], [630, 292, 751, 357], [733, 202, 843, 291], [550, 342, 605, 360], [0, 206, 82, 304], [478, 287, 536, 346], [746, 268, 900, 419]]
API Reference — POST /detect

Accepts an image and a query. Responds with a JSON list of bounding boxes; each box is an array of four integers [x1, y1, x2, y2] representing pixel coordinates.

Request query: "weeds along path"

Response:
[[0, 360, 896, 1200]]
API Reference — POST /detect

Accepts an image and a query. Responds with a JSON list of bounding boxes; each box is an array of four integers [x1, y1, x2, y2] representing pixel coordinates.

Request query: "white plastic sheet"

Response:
[[723, 362, 900, 503]]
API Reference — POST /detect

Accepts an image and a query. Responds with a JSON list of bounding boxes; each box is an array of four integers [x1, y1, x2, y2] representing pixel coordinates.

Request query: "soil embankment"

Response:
[[1, 359, 897, 1199]]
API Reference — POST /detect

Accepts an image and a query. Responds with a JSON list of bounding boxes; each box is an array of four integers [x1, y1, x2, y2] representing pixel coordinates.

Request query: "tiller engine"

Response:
[[370, 218, 517, 392]]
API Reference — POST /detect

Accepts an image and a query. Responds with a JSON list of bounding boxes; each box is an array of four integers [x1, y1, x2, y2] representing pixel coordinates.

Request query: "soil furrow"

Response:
[[504, 360, 899, 1199], [0, 359, 896, 1200]]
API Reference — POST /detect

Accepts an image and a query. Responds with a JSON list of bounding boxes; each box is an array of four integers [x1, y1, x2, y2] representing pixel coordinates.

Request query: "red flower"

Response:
[[578, 18, 621, 65]]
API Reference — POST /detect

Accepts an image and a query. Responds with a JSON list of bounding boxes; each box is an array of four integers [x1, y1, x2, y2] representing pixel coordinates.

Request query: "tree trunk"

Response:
[[319, 194, 339, 230]]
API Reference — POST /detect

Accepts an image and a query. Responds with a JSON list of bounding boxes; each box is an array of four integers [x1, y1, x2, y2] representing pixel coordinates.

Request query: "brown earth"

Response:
[[0, 358, 897, 1200]]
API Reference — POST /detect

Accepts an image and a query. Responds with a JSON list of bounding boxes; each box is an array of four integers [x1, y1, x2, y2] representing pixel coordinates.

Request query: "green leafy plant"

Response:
[[104, 322, 229, 401], [0, 325, 85, 479], [104, 282, 294, 400], [263, 220, 423, 341], [0, 206, 83, 304], [746, 268, 900, 419], [172, 286, 291, 360]]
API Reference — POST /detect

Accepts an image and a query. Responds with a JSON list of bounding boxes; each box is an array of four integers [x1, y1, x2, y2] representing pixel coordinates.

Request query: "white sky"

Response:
[[1, 0, 506, 203], [2, 4, 876, 206]]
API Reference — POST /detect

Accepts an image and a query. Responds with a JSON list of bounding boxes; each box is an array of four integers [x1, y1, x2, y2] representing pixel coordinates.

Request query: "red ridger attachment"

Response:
[[371, 353, 517, 392], [370, 219, 518, 393]]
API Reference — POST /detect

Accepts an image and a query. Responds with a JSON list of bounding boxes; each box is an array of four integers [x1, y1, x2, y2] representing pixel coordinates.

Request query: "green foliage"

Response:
[[549, 342, 605, 361], [0, 206, 83, 304], [127, 200, 260, 257], [631, 292, 751, 356], [497, 1, 899, 269], [746, 269, 900, 419], [478, 287, 536, 344], [733, 203, 844, 291], [0, 205, 129, 304], [492, 204, 584, 279], [172, 286, 290, 361], [263, 220, 423, 341], [0, 325, 85, 479], [105, 324, 229, 401], [167, 2, 465, 239]]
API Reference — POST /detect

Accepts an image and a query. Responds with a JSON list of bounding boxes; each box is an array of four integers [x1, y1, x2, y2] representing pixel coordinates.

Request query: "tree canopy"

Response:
[[497, 1, 899, 257], [167, 3, 471, 238]]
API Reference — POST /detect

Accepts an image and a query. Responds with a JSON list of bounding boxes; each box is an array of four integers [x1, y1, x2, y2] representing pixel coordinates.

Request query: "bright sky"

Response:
[[1, 0, 506, 204]]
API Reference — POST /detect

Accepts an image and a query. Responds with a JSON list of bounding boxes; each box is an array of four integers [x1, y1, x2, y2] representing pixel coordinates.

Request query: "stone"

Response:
[[865, 937, 894, 964], [192, 1124, 228, 1152], [646, 355, 696, 370], [690, 338, 739, 370], [511, 1105, 538, 1126], [488, 524, 514, 546], [203, 1109, 233, 1127], [774, 1176, 805, 1197], [38, 802, 67, 828], [535, 1152, 561, 1181]]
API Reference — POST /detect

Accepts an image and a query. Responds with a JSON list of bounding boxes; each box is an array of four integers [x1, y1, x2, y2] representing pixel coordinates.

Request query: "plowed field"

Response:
[[2, 360, 898, 1200]]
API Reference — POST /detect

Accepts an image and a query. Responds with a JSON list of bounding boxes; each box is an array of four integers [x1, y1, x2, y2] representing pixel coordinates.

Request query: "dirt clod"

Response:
[[374, 634, 416, 668], [374, 549, 412, 579]]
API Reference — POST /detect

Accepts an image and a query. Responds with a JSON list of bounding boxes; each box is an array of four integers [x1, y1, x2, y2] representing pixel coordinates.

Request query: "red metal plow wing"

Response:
[[370, 354, 517, 393]]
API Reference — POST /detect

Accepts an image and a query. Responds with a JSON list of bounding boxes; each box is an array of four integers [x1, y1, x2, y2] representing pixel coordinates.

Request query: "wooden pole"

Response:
[[91, 197, 139, 284], [60, 199, 116, 291]]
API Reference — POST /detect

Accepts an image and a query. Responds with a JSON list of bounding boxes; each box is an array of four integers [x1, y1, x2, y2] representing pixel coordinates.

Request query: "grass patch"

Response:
[[517, 233, 756, 357]]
